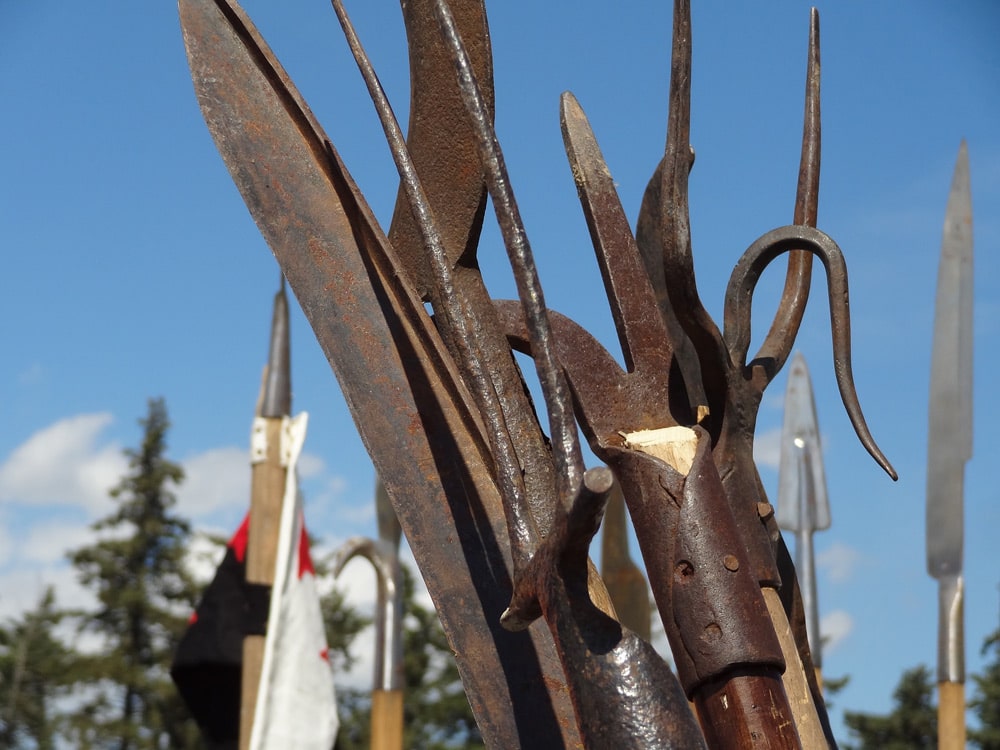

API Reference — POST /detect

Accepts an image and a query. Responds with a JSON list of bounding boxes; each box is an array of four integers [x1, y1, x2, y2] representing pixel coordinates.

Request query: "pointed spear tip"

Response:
[[258, 277, 292, 417], [776, 351, 832, 532]]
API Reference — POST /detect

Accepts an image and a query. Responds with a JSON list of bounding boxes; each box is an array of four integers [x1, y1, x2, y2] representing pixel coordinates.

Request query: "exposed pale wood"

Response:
[[600, 484, 650, 641], [623, 425, 698, 474], [763, 587, 830, 748], [938, 681, 966, 750], [587, 558, 619, 622]]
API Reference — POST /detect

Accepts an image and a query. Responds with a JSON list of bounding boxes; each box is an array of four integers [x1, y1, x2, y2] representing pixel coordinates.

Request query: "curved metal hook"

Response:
[[723, 224, 897, 480], [333, 536, 403, 692]]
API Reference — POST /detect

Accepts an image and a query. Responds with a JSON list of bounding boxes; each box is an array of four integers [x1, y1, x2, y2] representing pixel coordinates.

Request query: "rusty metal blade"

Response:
[[178, 1, 580, 744], [560, 92, 674, 381], [383, 0, 561, 542], [927, 140, 973, 684], [387, 0, 492, 299]]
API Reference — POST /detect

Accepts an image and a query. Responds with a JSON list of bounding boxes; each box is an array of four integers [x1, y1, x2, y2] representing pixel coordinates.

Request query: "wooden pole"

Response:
[[938, 681, 966, 750], [600, 481, 651, 642], [371, 689, 405, 750], [763, 588, 829, 748], [239, 417, 287, 750]]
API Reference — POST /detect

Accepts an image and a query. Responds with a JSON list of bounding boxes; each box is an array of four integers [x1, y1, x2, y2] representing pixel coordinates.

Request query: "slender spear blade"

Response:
[[927, 142, 973, 695], [926, 141, 973, 582], [259, 280, 291, 418]]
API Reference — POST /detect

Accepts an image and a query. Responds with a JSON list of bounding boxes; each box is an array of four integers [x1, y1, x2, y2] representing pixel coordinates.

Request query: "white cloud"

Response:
[[297, 451, 327, 479], [19, 521, 97, 565], [820, 609, 853, 654], [0, 413, 125, 514], [753, 426, 782, 470], [18, 362, 47, 386], [175, 446, 251, 520], [182, 531, 229, 585], [0, 518, 12, 567], [817, 542, 862, 584], [0, 563, 91, 624]]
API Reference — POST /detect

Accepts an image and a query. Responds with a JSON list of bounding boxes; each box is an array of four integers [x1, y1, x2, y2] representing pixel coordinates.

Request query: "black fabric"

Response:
[[171, 527, 271, 745]]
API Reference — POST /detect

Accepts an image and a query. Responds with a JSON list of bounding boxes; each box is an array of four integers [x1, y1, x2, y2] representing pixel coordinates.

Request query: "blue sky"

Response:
[[1, 0, 998, 740]]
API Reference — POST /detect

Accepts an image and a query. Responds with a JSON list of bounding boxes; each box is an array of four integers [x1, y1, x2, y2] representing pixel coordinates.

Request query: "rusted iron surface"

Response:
[[179, 1, 580, 746], [330, 0, 706, 742], [179, 0, 899, 746], [497, 0, 894, 744]]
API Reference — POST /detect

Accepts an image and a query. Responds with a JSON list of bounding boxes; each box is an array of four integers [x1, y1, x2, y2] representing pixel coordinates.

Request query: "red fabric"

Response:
[[231, 513, 251, 563]]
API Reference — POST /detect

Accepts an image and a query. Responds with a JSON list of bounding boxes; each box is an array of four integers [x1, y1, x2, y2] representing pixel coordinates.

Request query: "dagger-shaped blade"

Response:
[[776, 351, 829, 668], [927, 141, 973, 687]]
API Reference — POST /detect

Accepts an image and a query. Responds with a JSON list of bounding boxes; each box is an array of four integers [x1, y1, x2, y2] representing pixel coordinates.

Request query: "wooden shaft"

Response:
[[694, 671, 802, 750], [937, 681, 965, 750], [600, 485, 652, 642], [240, 418, 287, 750], [763, 588, 830, 748], [371, 689, 404, 750]]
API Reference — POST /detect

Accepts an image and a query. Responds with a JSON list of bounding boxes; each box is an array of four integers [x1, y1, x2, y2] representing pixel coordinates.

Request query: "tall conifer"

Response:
[[66, 398, 203, 749]]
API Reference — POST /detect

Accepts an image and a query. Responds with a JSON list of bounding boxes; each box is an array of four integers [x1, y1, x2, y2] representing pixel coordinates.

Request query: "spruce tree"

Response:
[[970, 629, 1000, 749], [843, 665, 937, 749], [0, 587, 74, 748], [65, 398, 203, 749]]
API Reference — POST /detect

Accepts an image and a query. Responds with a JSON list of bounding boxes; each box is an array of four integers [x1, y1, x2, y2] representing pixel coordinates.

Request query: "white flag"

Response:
[[250, 413, 339, 749]]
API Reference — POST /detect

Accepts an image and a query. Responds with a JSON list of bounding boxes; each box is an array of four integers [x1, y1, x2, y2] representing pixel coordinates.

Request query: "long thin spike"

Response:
[[753, 7, 820, 370], [431, 0, 585, 499], [659, 0, 730, 423], [329, 0, 538, 559]]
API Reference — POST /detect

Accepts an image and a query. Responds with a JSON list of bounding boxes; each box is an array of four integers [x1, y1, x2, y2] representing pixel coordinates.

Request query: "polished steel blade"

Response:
[[374, 476, 404, 692], [927, 141, 973, 684], [777, 352, 830, 533], [926, 141, 973, 580]]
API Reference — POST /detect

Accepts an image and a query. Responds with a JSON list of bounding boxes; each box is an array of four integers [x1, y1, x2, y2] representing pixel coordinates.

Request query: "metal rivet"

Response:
[[723, 555, 740, 572]]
